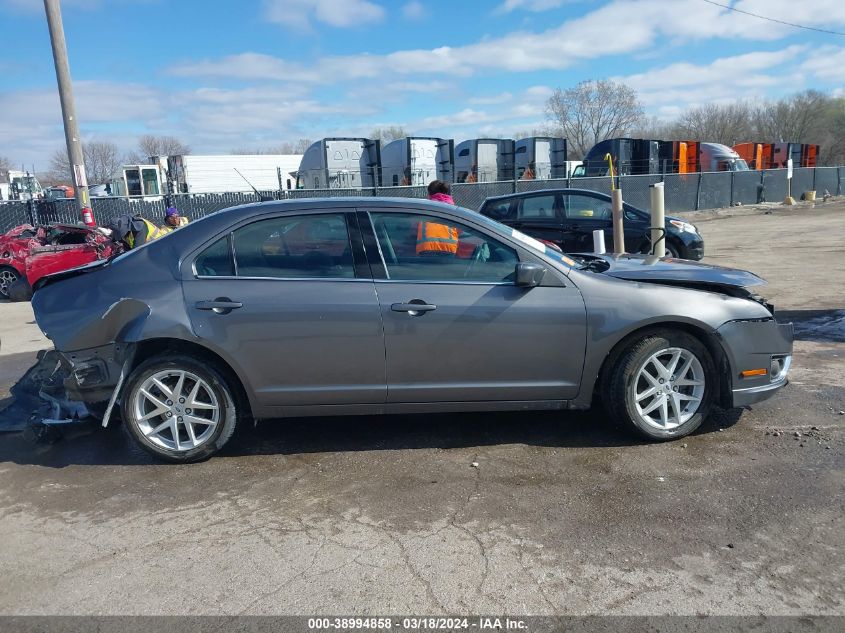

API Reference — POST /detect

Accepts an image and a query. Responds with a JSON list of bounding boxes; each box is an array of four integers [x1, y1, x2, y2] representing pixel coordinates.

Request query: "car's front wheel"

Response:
[[121, 355, 239, 462], [604, 329, 716, 440], [0, 266, 21, 300]]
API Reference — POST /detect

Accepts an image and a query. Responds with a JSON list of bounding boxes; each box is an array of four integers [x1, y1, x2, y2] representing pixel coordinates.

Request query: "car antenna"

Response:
[[234, 168, 273, 202]]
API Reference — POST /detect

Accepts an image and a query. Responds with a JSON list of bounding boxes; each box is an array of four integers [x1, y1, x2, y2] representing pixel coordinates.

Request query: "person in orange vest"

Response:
[[418, 181, 459, 256], [521, 162, 535, 180]]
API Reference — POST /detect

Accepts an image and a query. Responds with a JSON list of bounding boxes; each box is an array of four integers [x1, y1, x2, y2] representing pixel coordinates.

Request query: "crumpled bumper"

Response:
[[717, 319, 794, 408]]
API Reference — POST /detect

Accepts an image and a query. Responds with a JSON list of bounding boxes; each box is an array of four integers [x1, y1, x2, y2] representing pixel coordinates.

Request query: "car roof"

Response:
[[482, 188, 614, 205], [200, 196, 476, 223]]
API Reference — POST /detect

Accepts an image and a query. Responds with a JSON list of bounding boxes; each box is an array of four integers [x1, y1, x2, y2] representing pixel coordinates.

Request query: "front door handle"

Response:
[[391, 300, 437, 316], [195, 298, 243, 314]]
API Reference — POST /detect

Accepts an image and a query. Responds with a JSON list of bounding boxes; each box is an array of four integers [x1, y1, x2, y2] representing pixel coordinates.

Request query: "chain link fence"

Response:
[[2, 167, 844, 233]]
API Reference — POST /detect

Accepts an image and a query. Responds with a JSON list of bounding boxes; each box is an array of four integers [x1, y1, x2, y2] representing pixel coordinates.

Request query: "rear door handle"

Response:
[[195, 298, 243, 314], [391, 301, 437, 316]]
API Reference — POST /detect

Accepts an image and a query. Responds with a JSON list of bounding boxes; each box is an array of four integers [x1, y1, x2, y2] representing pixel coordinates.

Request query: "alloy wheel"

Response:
[[631, 347, 705, 430], [0, 268, 19, 297], [131, 370, 220, 452]]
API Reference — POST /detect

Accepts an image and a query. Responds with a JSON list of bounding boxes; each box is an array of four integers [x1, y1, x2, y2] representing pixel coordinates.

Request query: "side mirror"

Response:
[[515, 262, 546, 288]]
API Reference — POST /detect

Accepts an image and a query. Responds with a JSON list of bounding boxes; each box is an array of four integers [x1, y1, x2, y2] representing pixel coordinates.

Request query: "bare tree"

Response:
[[126, 135, 191, 163], [292, 138, 313, 153], [675, 102, 754, 146], [0, 156, 10, 181], [370, 126, 409, 143], [545, 80, 644, 157], [48, 141, 124, 184], [753, 90, 829, 142], [629, 116, 683, 141]]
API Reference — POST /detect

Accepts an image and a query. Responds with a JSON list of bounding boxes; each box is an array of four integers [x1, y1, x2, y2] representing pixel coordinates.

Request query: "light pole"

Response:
[[43, 0, 93, 224]]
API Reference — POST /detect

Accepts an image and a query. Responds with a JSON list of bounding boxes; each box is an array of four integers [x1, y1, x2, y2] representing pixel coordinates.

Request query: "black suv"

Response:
[[479, 188, 704, 260]]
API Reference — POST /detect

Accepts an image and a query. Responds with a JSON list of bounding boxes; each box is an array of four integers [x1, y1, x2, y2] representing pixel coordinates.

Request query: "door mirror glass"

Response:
[[514, 262, 546, 287]]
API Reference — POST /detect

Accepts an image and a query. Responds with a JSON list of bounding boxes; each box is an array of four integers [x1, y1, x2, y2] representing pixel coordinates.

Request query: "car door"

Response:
[[514, 193, 566, 248], [182, 209, 386, 411], [560, 192, 614, 252], [362, 208, 587, 404]]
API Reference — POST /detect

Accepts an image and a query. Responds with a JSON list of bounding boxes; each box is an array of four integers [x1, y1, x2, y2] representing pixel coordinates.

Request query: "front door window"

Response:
[[369, 212, 518, 283]]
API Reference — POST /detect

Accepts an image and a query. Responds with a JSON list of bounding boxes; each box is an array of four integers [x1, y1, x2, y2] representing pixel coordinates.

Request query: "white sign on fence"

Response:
[[787, 159, 793, 180]]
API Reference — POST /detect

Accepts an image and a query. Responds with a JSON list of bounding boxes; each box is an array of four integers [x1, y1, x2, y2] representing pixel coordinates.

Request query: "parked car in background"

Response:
[[479, 188, 704, 260], [31, 198, 791, 463], [0, 223, 118, 300]]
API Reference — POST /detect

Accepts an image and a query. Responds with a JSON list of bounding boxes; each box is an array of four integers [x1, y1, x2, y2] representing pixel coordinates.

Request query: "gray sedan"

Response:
[[31, 199, 793, 462]]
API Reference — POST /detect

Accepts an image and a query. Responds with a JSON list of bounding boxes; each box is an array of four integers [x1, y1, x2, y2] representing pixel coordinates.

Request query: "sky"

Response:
[[1, 0, 845, 170]]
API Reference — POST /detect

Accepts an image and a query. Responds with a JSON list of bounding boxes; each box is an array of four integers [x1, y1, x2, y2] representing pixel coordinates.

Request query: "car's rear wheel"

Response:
[[121, 355, 238, 462], [0, 266, 21, 300], [604, 329, 716, 440]]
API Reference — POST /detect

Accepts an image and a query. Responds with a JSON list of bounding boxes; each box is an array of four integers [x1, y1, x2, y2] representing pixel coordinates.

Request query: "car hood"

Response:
[[588, 253, 766, 288]]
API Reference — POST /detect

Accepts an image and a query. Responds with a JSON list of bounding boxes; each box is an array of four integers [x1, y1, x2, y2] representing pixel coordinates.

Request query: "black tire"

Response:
[[636, 239, 682, 258], [121, 354, 238, 463], [0, 266, 21, 300], [664, 239, 682, 259], [7, 277, 33, 302], [603, 329, 716, 441]]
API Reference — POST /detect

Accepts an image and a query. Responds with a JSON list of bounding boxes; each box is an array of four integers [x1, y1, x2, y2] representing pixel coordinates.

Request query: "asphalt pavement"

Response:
[[0, 200, 842, 616]]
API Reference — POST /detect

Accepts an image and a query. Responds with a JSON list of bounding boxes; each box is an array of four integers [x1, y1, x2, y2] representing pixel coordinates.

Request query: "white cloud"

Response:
[[402, 1, 425, 20], [174, 0, 845, 85], [495, 0, 570, 13], [801, 46, 845, 83], [262, 0, 384, 30], [615, 45, 812, 111]]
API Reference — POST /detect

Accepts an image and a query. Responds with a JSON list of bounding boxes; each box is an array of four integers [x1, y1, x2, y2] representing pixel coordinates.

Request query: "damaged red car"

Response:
[[0, 224, 119, 301]]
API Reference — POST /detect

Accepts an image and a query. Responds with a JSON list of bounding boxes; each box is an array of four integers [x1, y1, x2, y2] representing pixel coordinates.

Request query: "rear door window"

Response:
[[231, 213, 355, 279], [195, 236, 234, 277], [518, 194, 561, 222]]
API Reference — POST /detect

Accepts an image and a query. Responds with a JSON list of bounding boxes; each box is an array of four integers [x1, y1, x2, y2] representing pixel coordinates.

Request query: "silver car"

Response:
[[31, 199, 793, 462]]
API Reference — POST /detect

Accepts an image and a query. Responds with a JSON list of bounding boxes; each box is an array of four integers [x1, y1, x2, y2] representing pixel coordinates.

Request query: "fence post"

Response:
[[840, 167, 843, 196], [729, 171, 735, 206], [812, 167, 817, 193], [695, 173, 702, 211]]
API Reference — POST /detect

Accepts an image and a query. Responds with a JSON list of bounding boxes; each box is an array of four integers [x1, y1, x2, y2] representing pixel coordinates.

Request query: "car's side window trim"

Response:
[[357, 210, 388, 280], [228, 231, 238, 277]]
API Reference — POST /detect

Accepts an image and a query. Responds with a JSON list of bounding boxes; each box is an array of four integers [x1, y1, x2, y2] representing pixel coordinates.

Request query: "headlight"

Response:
[[669, 219, 698, 234]]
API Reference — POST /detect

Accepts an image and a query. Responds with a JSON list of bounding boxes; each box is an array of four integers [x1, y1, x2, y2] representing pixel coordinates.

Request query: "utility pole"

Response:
[[43, 0, 92, 224]]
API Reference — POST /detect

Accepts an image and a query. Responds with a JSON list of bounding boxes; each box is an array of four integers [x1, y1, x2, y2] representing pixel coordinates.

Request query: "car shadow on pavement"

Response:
[[0, 405, 746, 468]]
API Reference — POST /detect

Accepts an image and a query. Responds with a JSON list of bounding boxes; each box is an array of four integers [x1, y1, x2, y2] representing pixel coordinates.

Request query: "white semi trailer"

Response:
[[296, 138, 381, 189], [380, 137, 454, 186], [111, 154, 303, 197], [514, 137, 569, 179], [453, 138, 515, 183]]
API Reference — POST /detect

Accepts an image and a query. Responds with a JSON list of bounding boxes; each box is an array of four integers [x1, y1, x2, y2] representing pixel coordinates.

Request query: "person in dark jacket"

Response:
[[107, 214, 166, 249]]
